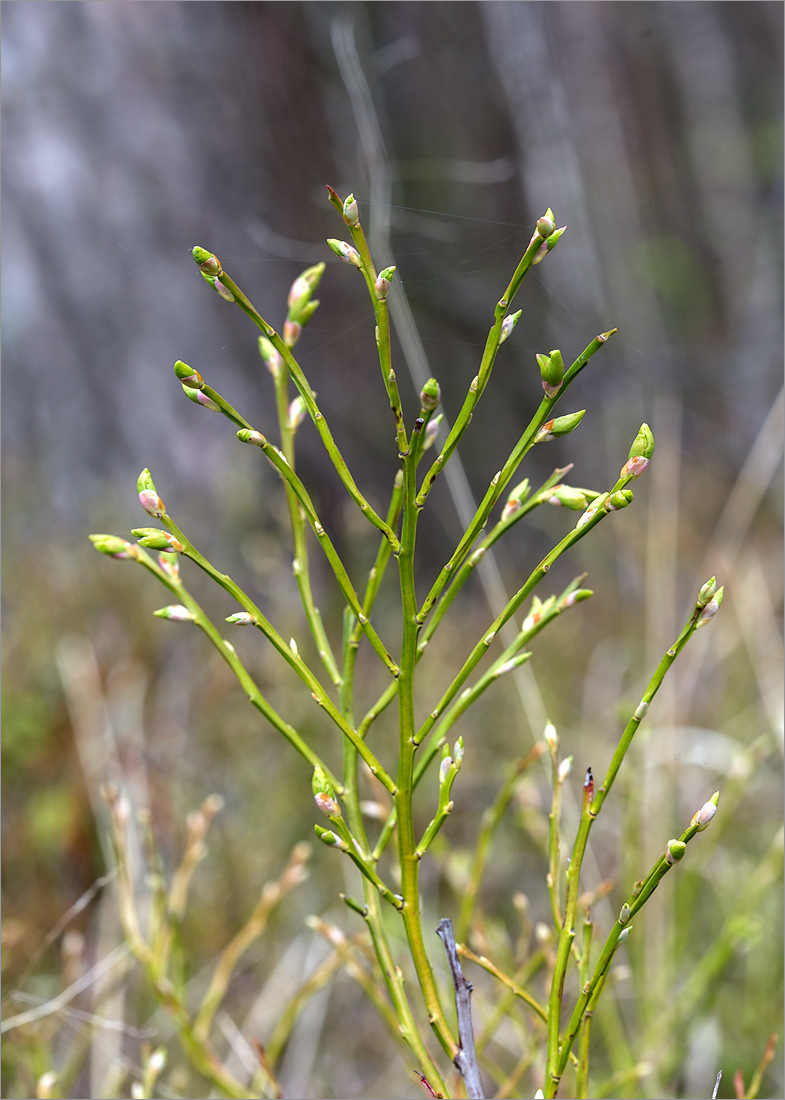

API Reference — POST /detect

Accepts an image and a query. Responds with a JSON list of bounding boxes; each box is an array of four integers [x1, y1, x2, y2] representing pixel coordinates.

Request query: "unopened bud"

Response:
[[535, 409, 586, 443], [544, 722, 559, 752], [502, 478, 530, 521], [192, 246, 222, 275], [620, 455, 650, 480], [420, 378, 441, 412], [225, 612, 255, 625], [498, 309, 522, 345], [237, 428, 266, 446], [312, 766, 341, 816], [558, 756, 573, 782], [182, 384, 219, 411], [174, 360, 204, 387], [283, 318, 302, 347], [423, 414, 442, 451], [546, 485, 595, 510], [629, 422, 655, 461], [439, 745, 452, 785], [666, 839, 687, 864], [314, 824, 348, 851], [532, 225, 566, 264], [153, 605, 196, 622], [605, 488, 634, 511], [342, 193, 359, 226], [132, 528, 185, 553], [375, 266, 396, 299], [37, 1072, 58, 1100], [287, 263, 325, 310], [697, 577, 717, 608], [158, 551, 180, 580], [258, 336, 283, 378], [619, 903, 631, 925], [696, 588, 724, 629], [327, 238, 362, 268], [288, 395, 308, 431], [89, 534, 139, 560], [536, 208, 556, 238], [538, 350, 565, 399], [202, 274, 234, 301], [453, 737, 464, 766], [690, 792, 719, 831]]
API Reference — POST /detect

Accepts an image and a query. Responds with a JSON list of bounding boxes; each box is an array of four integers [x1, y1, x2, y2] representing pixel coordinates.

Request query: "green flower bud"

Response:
[[237, 428, 266, 447], [89, 534, 139, 560], [535, 410, 586, 443], [314, 824, 348, 851], [327, 238, 362, 268], [545, 484, 595, 510], [666, 839, 687, 864], [697, 577, 717, 608], [153, 605, 197, 622], [174, 360, 204, 387], [132, 528, 184, 553], [537, 349, 565, 399], [258, 336, 283, 378], [502, 477, 531, 521], [696, 587, 724, 629], [619, 903, 632, 924], [225, 612, 256, 625], [375, 266, 396, 300], [498, 309, 522, 346], [536, 213, 555, 239], [182, 384, 219, 411], [342, 193, 359, 226], [629, 422, 655, 461], [312, 766, 341, 816], [137, 469, 165, 517], [420, 378, 441, 412], [605, 488, 634, 511], [287, 263, 325, 311], [532, 224, 566, 264], [192, 246, 222, 275]]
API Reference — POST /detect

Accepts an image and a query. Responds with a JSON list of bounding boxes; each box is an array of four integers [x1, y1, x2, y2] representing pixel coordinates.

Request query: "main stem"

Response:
[[397, 439, 457, 1060]]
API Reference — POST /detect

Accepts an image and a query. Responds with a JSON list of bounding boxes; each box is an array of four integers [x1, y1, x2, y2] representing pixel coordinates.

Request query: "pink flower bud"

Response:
[[138, 489, 165, 517]]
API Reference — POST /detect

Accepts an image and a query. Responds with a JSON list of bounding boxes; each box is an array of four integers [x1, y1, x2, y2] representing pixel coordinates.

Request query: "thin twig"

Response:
[[436, 919, 485, 1099]]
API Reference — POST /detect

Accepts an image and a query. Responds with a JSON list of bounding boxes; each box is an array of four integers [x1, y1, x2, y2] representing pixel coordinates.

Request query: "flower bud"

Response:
[[502, 478, 531, 521], [283, 318, 302, 347], [225, 612, 256, 625], [618, 903, 631, 925], [666, 839, 687, 864], [453, 737, 464, 766], [697, 577, 717, 608], [535, 409, 586, 443], [420, 378, 441, 412], [288, 395, 308, 431], [258, 336, 283, 378], [558, 756, 573, 782], [439, 744, 452, 785], [544, 722, 559, 752], [545, 484, 595, 510], [137, 469, 165, 517], [619, 455, 650, 480], [498, 309, 522, 346], [133, 528, 184, 553], [192, 246, 222, 275], [153, 605, 196, 622], [423, 414, 442, 451], [327, 238, 362, 268], [182, 384, 219, 411], [605, 488, 634, 511], [173, 360, 204, 387], [690, 792, 719, 831], [375, 266, 396, 300], [287, 262, 325, 310], [312, 766, 341, 816], [237, 428, 266, 446], [628, 422, 655, 461], [158, 551, 180, 581], [89, 534, 139, 560], [536, 208, 556, 238], [532, 225, 566, 264], [695, 588, 724, 629], [342, 193, 359, 226], [314, 824, 349, 851]]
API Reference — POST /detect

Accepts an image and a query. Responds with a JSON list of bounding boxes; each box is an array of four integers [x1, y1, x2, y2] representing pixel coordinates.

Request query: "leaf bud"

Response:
[[690, 792, 719, 831], [420, 378, 441, 412], [605, 488, 634, 511], [312, 766, 341, 817], [375, 265, 396, 300], [192, 246, 222, 275], [89, 534, 139, 560], [258, 336, 284, 378], [153, 604, 196, 622], [173, 360, 204, 387], [696, 588, 724, 629], [498, 309, 522, 345], [342, 193, 359, 226], [535, 409, 586, 443], [182, 384, 220, 411], [327, 238, 362, 268], [665, 839, 687, 864]]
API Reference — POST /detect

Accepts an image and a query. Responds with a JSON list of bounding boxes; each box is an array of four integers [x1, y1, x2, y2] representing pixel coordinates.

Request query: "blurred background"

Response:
[[2, 3, 782, 1098]]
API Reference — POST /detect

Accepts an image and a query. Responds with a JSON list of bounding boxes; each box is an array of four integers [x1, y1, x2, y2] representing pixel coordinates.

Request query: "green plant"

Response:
[[87, 190, 725, 1099]]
